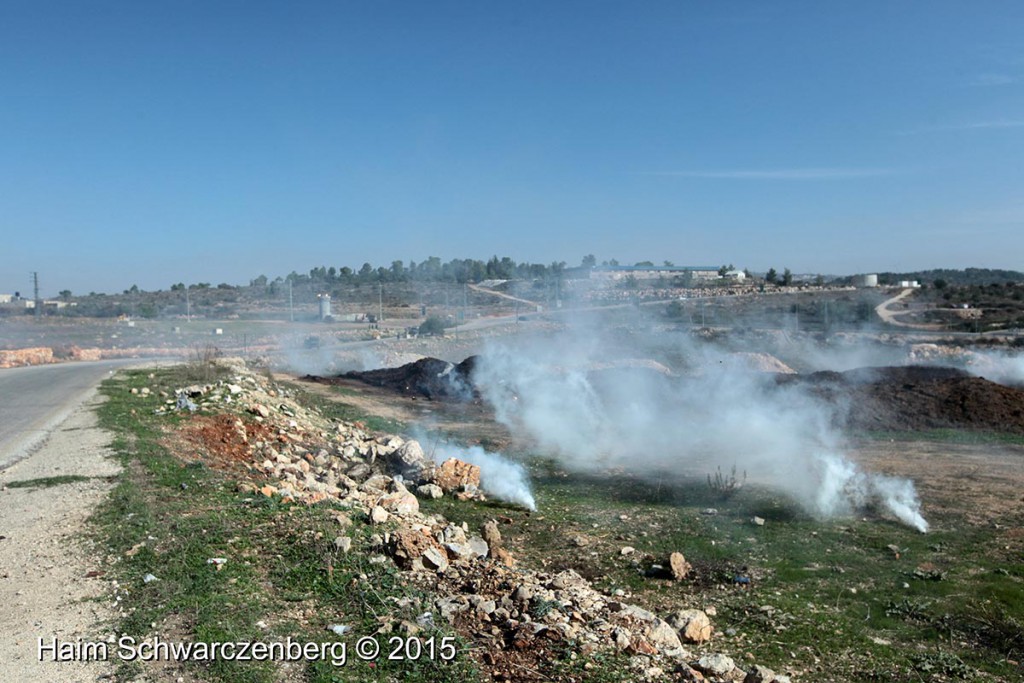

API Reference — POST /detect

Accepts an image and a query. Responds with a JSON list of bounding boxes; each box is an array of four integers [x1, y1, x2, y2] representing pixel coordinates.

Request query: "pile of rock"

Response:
[[0, 347, 54, 368]]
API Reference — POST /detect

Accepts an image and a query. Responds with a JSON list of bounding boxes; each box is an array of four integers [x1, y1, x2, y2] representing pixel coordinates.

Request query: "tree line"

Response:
[[252, 256, 571, 288]]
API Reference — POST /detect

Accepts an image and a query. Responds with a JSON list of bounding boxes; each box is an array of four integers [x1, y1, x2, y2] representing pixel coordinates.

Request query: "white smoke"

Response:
[[963, 349, 1024, 387], [472, 319, 929, 532], [430, 442, 537, 511]]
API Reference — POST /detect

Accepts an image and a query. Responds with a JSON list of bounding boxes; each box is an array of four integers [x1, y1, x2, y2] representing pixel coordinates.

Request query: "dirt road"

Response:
[[467, 282, 539, 308], [874, 288, 942, 329], [0, 370, 121, 682]]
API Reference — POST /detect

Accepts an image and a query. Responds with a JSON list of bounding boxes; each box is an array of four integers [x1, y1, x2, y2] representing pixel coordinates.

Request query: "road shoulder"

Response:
[[0, 388, 120, 683]]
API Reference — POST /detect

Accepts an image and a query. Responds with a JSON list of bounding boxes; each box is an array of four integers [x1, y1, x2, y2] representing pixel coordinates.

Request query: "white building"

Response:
[[589, 265, 720, 282]]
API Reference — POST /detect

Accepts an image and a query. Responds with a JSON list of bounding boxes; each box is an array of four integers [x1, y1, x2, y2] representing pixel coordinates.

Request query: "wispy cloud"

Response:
[[647, 167, 900, 180], [967, 73, 1016, 87], [899, 119, 1024, 135]]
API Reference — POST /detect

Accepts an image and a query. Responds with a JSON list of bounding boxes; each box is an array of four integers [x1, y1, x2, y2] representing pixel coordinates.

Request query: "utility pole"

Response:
[[378, 283, 383, 323], [288, 279, 294, 322], [31, 272, 41, 318], [185, 286, 191, 322]]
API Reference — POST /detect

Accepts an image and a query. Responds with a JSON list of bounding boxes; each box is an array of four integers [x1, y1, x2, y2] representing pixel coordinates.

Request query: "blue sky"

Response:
[[2, 1, 1023, 295]]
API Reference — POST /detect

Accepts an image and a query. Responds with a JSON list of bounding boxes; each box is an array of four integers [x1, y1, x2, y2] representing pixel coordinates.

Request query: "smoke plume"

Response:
[[411, 428, 537, 510], [472, 319, 929, 532]]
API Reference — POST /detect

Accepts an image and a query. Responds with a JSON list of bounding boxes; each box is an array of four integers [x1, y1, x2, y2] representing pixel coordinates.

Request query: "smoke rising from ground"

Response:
[[410, 428, 536, 510], [432, 443, 537, 511], [473, 319, 929, 532]]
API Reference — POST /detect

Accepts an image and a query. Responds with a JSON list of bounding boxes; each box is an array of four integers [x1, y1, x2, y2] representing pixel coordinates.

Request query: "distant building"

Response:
[[317, 293, 332, 321], [724, 269, 746, 281], [589, 265, 720, 282], [0, 294, 12, 304], [854, 274, 879, 288]]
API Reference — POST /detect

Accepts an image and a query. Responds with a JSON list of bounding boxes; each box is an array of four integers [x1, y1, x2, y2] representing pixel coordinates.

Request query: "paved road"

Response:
[[0, 360, 137, 471]]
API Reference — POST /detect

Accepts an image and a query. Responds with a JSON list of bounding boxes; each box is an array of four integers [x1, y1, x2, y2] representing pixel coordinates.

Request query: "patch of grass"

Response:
[[6, 474, 95, 488], [290, 389, 407, 435]]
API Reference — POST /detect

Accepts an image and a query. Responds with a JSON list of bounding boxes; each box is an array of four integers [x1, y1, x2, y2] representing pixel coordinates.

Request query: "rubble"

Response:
[[0, 347, 54, 368], [669, 551, 692, 581], [670, 609, 714, 644], [744, 664, 777, 683], [696, 653, 737, 677], [431, 458, 481, 492]]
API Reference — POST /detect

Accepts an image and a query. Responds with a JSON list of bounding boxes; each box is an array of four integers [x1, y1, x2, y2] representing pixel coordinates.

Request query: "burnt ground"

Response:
[[778, 365, 1024, 435], [310, 356, 480, 401]]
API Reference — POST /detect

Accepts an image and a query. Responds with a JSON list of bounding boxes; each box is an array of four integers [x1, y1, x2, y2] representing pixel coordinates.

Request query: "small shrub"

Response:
[[184, 343, 222, 382], [706, 465, 746, 499], [418, 315, 449, 337]]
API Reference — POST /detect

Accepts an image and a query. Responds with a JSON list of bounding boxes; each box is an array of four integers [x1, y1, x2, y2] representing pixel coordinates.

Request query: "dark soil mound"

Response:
[[780, 365, 1024, 435], [329, 356, 479, 400]]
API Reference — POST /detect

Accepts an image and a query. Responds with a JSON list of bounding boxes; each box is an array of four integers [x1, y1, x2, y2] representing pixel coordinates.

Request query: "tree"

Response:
[[59, 289, 72, 300], [581, 254, 597, 268], [766, 268, 778, 284], [782, 268, 793, 286], [934, 278, 948, 290], [418, 315, 448, 336]]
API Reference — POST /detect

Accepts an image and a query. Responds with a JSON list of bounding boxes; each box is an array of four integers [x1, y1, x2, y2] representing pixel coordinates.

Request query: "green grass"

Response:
[[92, 368, 476, 683], [5, 474, 96, 488], [290, 388, 407, 435]]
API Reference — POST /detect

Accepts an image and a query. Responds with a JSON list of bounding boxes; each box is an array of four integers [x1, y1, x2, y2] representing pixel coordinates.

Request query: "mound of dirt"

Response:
[[779, 365, 1024, 434], [317, 356, 480, 400]]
